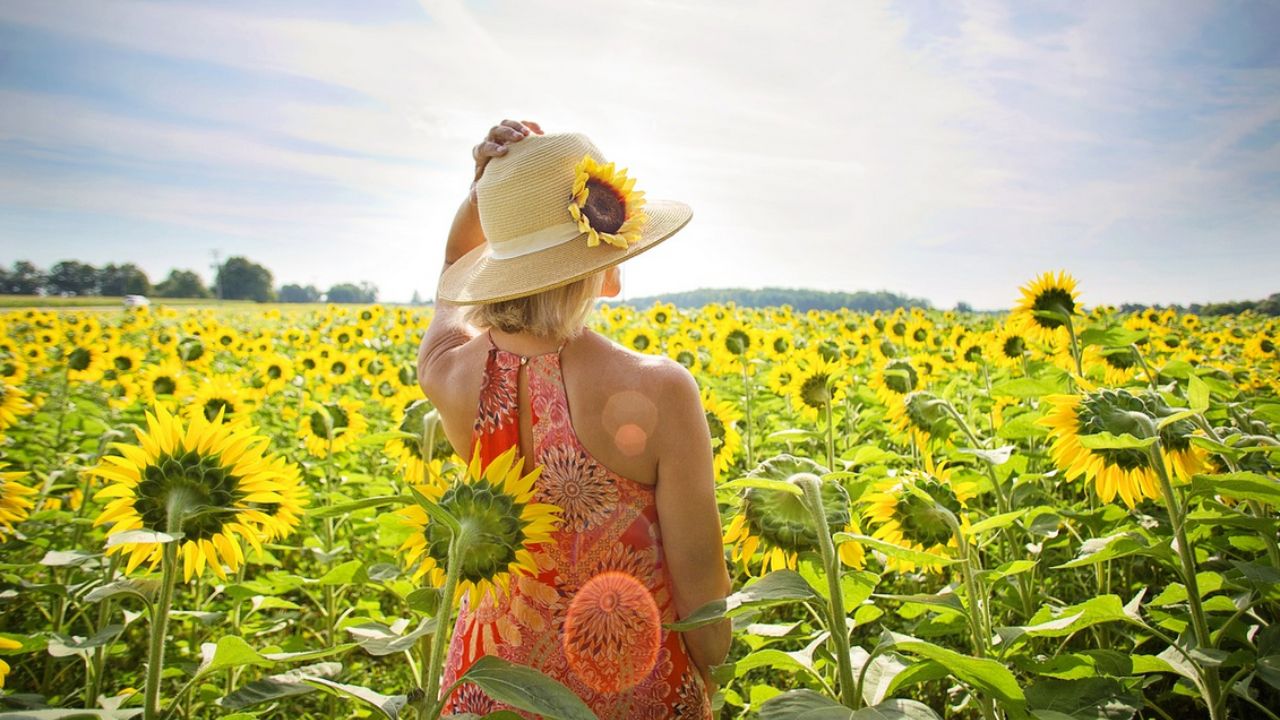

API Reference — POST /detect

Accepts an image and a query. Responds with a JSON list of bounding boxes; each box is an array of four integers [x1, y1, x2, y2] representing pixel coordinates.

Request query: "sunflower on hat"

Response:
[[568, 154, 647, 249]]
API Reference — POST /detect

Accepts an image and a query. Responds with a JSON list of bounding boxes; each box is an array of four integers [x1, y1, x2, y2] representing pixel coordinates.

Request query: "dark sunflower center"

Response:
[[675, 350, 695, 368], [113, 355, 134, 372], [963, 344, 984, 363], [377, 380, 398, 398], [655, 311, 668, 324], [399, 365, 416, 387], [1031, 288, 1076, 329], [1001, 335, 1026, 359], [309, 403, 350, 438], [265, 364, 282, 380], [879, 340, 899, 358], [705, 412, 726, 450], [891, 321, 907, 337], [203, 398, 235, 421], [153, 376, 176, 395], [135, 450, 244, 541], [367, 359, 385, 376], [425, 480, 526, 583], [582, 179, 626, 234], [68, 347, 91, 371], [744, 482, 850, 553], [912, 328, 928, 343], [1262, 339, 1276, 354], [302, 357, 316, 370], [818, 340, 840, 363], [179, 339, 205, 362], [883, 359, 918, 395], [331, 361, 347, 376], [893, 479, 962, 548], [1103, 349, 1136, 370], [218, 335, 234, 347], [800, 372, 832, 409], [773, 337, 790, 353], [725, 329, 750, 355], [631, 334, 651, 351]]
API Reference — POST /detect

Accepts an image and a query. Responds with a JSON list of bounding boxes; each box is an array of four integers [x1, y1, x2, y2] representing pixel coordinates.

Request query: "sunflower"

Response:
[[987, 323, 1030, 371], [903, 317, 935, 350], [665, 338, 703, 374], [701, 386, 743, 478], [298, 396, 368, 458], [870, 357, 920, 407], [0, 379, 34, 435], [622, 326, 659, 354], [786, 351, 848, 424], [1011, 270, 1083, 345], [722, 455, 864, 575], [887, 391, 954, 449], [88, 404, 297, 582], [64, 339, 108, 384], [862, 453, 975, 574], [1, 355, 30, 387], [254, 352, 295, 394], [244, 454, 310, 542], [0, 635, 20, 687], [139, 360, 194, 408], [385, 399, 453, 485], [1038, 388, 1208, 508], [568, 154, 647, 249], [193, 374, 256, 422], [396, 440, 561, 607], [103, 344, 145, 382], [0, 462, 36, 542]]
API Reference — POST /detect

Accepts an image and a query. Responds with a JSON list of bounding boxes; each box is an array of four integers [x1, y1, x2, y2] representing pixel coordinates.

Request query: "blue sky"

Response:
[[1, 0, 1277, 309]]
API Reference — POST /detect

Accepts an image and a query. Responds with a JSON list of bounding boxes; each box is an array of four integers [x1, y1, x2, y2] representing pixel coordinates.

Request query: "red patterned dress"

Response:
[[439, 329, 712, 719]]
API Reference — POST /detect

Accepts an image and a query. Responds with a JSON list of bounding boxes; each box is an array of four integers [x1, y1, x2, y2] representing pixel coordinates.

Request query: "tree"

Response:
[[411, 289, 423, 305], [47, 260, 99, 296], [98, 263, 151, 296], [0, 261, 45, 295], [155, 270, 211, 298], [279, 284, 321, 303], [217, 257, 274, 302], [955, 301, 974, 313], [326, 282, 378, 303]]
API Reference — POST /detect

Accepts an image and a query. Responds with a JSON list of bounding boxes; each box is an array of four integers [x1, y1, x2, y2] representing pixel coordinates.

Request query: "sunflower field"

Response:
[[0, 271, 1278, 720]]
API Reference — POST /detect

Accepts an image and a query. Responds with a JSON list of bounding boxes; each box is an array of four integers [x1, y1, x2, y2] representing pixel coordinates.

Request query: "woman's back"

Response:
[[434, 327, 712, 719]]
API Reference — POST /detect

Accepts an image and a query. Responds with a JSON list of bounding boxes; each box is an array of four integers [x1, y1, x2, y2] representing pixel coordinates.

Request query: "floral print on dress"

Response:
[[442, 333, 711, 720]]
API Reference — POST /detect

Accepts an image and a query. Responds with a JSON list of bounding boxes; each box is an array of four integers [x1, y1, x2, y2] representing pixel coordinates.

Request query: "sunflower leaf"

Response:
[[105, 529, 183, 547], [1189, 472, 1280, 506], [664, 570, 821, 631], [309, 495, 413, 519], [457, 655, 597, 720], [834, 533, 959, 568], [407, 487, 461, 536], [300, 676, 408, 719], [1076, 432, 1157, 450], [720, 477, 805, 496], [877, 631, 1027, 716]]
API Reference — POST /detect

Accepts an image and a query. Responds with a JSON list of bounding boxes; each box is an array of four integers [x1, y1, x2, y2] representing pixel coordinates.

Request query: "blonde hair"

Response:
[[463, 270, 606, 343]]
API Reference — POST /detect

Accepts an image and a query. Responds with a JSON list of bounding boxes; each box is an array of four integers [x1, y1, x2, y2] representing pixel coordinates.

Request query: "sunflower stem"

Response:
[[824, 399, 835, 472], [795, 475, 857, 709], [939, 401, 1009, 516], [1128, 343, 1159, 393], [144, 517, 184, 720], [741, 359, 754, 469], [424, 523, 469, 718], [941, 508, 1000, 720], [1138, 416, 1223, 720], [1063, 314, 1083, 385]]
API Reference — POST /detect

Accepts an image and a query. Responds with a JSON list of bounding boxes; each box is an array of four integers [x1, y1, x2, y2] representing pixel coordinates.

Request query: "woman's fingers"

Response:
[[490, 124, 526, 143], [520, 119, 543, 135], [498, 119, 532, 137]]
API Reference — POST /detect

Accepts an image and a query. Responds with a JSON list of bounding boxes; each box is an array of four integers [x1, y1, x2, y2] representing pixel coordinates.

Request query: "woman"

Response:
[[416, 119, 732, 719]]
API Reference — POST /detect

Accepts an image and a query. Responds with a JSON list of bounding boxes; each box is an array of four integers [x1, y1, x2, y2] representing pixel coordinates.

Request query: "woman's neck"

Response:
[[488, 326, 585, 356]]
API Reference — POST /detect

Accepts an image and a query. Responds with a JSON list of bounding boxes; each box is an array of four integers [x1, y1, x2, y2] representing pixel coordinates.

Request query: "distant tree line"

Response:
[[0, 258, 379, 304], [1114, 292, 1280, 317], [619, 287, 935, 313]]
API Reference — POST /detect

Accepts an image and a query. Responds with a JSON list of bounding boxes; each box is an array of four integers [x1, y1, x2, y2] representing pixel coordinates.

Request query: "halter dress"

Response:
[[439, 329, 712, 720]]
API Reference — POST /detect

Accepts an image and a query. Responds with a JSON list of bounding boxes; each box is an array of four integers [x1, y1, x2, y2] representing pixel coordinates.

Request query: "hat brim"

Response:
[[436, 198, 692, 305]]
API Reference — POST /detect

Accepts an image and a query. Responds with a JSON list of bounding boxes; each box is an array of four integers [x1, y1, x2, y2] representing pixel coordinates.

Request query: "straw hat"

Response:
[[437, 132, 692, 304]]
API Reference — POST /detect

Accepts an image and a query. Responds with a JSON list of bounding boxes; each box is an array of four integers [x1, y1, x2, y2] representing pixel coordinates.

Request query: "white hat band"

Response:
[[488, 221, 582, 260]]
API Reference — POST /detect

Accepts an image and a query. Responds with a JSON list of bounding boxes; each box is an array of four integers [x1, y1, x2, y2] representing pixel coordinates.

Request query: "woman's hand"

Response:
[[470, 118, 544, 204]]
